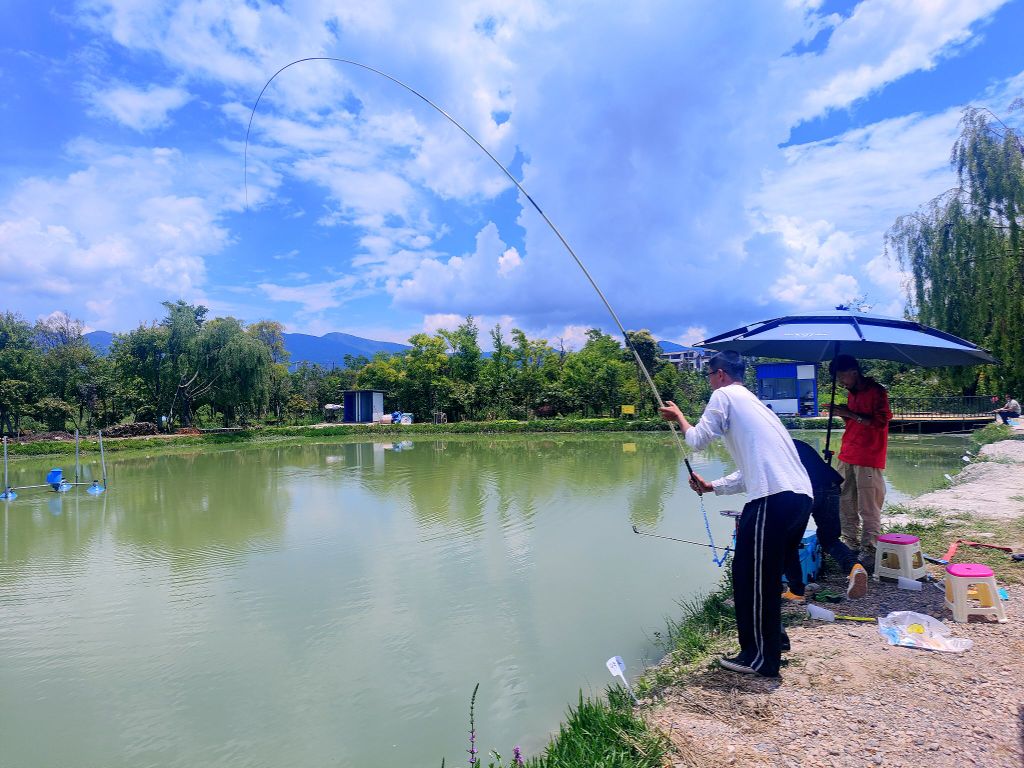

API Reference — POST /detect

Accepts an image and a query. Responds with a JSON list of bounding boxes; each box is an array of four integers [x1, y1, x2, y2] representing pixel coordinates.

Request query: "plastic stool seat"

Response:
[[877, 533, 920, 546], [944, 562, 1007, 623], [946, 563, 993, 579], [874, 533, 927, 582]]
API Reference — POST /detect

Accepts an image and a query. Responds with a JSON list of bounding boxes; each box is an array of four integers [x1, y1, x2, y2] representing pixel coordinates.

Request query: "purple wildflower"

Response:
[[513, 745, 524, 766], [467, 683, 480, 766]]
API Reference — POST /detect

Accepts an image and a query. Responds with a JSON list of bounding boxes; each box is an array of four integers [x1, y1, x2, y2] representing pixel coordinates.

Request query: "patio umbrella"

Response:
[[695, 308, 998, 462]]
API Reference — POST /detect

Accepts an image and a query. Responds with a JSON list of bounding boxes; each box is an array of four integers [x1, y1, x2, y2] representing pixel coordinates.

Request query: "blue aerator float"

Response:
[[0, 430, 108, 501], [46, 467, 72, 492]]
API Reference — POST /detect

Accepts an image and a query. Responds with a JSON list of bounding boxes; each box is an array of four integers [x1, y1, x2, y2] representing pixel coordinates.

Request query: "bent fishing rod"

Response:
[[243, 58, 685, 451]]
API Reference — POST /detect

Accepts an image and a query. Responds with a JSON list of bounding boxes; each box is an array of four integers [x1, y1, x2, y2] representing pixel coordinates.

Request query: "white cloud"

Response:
[[751, 107, 965, 314], [679, 326, 708, 347], [0, 142, 229, 330], [90, 83, 193, 131], [496, 246, 521, 277], [787, 0, 1009, 122], [763, 215, 862, 309], [422, 313, 464, 335], [555, 325, 592, 353], [258, 276, 359, 314], [6, 0, 1014, 342]]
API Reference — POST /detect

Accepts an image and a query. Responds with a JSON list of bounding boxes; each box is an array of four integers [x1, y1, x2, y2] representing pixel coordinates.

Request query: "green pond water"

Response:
[[0, 431, 967, 767]]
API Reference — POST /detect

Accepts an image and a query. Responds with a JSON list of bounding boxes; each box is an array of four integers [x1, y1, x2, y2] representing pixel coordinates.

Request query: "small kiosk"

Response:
[[755, 362, 818, 416], [342, 390, 385, 423]]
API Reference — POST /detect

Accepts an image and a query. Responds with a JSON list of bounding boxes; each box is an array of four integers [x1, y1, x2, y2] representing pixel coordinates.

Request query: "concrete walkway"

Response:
[[896, 437, 1024, 521]]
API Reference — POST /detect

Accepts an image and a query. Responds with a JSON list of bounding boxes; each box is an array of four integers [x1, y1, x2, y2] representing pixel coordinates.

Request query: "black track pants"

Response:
[[732, 490, 812, 677]]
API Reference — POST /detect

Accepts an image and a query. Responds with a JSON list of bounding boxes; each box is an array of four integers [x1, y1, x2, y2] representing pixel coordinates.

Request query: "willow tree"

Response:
[[887, 105, 1024, 394]]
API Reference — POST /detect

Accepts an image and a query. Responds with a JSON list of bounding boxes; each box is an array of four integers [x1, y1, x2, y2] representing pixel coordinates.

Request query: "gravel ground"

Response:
[[644, 437, 1024, 768], [645, 575, 1022, 767]]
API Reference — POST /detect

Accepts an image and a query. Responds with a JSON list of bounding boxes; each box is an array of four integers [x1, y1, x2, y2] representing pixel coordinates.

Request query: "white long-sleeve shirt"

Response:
[[685, 383, 813, 501]]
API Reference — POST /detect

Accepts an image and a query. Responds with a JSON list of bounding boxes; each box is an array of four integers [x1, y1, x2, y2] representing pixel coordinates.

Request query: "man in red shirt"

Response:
[[829, 354, 892, 574]]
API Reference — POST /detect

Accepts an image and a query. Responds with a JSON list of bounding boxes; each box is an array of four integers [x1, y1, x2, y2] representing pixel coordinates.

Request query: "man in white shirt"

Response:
[[660, 351, 813, 678]]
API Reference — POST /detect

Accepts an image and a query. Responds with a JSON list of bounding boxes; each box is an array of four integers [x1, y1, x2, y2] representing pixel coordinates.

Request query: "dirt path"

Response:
[[645, 437, 1024, 768]]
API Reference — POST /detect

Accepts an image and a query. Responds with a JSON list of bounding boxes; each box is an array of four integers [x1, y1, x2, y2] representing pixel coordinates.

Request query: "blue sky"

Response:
[[1, 0, 1022, 349]]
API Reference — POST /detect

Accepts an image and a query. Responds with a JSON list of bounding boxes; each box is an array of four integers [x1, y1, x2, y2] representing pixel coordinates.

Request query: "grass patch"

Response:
[[886, 503, 943, 520], [636, 580, 737, 697], [522, 688, 669, 768], [886, 515, 1024, 584], [971, 422, 1013, 448]]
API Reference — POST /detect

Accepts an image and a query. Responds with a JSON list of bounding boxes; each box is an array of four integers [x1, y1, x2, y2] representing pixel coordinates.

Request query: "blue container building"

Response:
[[343, 390, 385, 423], [755, 362, 818, 416]]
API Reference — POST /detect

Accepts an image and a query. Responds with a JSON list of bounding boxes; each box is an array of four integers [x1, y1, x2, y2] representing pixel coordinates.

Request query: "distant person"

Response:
[[784, 440, 867, 601], [992, 394, 1021, 425], [659, 351, 812, 678], [828, 355, 892, 571]]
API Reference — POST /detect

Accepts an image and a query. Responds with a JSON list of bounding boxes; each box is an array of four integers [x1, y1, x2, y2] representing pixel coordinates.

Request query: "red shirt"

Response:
[[838, 378, 892, 469]]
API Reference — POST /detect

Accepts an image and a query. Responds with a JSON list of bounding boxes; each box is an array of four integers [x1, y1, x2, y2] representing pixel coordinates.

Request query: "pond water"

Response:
[[0, 431, 967, 767]]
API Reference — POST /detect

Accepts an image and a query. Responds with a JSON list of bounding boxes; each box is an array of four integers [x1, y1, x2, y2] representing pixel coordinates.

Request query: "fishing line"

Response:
[[245, 58, 722, 555], [684, 458, 728, 567], [631, 525, 732, 560]]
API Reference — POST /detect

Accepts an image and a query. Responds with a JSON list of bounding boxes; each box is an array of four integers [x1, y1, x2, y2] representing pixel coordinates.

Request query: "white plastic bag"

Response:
[[877, 611, 973, 653]]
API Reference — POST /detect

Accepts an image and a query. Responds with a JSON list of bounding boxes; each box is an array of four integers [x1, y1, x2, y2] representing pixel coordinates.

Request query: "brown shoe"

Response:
[[847, 564, 868, 599]]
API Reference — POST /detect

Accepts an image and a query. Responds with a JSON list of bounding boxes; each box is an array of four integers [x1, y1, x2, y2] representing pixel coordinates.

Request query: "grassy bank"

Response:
[[636, 581, 737, 697], [4, 415, 842, 459], [885, 507, 1024, 585], [969, 421, 1015, 448], [490, 585, 736, 767], [516, 689, 670, 768]]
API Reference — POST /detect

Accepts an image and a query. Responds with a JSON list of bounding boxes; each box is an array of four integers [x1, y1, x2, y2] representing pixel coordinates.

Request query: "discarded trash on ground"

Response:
[[877, 611, 973, 653], [807, 604, 874, 622], [812, 589, 843, 603]]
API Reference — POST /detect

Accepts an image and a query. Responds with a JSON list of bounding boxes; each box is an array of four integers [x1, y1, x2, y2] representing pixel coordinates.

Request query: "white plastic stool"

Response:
[[944, 563, 1007, 623], [873, 533, 927, 582]]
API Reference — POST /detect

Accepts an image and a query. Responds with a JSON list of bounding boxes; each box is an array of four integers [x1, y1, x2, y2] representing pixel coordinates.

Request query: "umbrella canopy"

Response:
[[695, 308, 998, 463], [696, 309, 998, 366]]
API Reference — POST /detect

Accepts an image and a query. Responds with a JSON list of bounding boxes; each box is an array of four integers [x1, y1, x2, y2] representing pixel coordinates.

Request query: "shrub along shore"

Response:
[[3, 415, 840, 458]]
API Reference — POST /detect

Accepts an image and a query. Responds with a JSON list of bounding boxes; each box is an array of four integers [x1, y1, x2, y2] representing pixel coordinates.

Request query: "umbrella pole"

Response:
[[823, 349, 839, 465]]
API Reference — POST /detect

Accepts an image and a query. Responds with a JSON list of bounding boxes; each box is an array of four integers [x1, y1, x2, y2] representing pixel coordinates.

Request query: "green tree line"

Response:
[[0, 304, 711, 434]]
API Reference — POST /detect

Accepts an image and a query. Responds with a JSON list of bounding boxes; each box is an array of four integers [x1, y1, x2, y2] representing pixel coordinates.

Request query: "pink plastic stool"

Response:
[[874, 533, 926, 581], [877, 533, 920, 546], [945, 563, 1006, 623]]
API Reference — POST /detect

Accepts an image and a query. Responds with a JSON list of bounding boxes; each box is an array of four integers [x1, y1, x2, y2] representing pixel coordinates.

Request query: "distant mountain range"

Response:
[[84, 330, 410, 369], [281, 332, 410, 368], [84, 330, 696, 367]]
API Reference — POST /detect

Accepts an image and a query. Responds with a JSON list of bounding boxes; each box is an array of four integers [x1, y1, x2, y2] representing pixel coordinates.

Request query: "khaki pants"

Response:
[[835, 460, 886, 557]]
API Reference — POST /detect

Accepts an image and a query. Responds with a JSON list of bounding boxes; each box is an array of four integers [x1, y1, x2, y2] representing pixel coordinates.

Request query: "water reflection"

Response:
[[792, 432, 968, 502]]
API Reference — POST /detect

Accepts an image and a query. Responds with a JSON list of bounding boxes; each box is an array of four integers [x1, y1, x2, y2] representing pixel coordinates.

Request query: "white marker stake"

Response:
[[606, 655, 637, 701]]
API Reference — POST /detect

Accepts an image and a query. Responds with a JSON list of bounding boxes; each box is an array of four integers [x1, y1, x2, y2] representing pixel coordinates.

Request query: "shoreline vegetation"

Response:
[[4, 415, 842, 458]]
